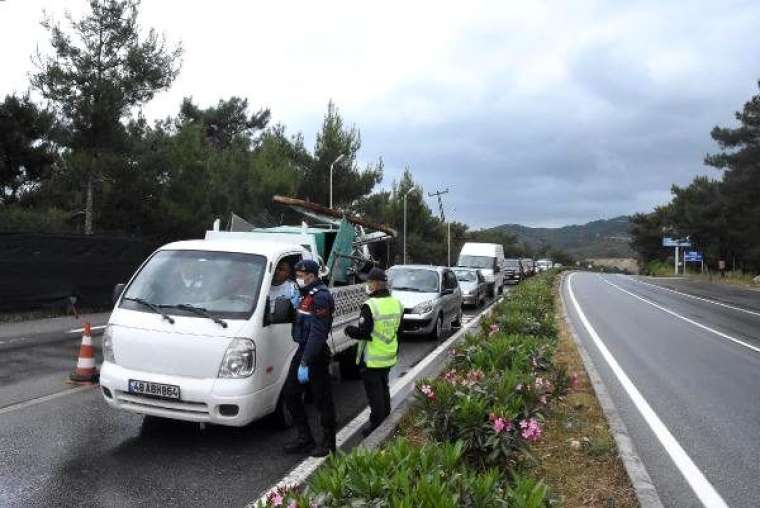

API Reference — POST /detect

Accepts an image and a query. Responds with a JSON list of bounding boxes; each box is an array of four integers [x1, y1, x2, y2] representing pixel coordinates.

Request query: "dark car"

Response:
[[504, 258, 524, 284], [453, 267, 488, 307]]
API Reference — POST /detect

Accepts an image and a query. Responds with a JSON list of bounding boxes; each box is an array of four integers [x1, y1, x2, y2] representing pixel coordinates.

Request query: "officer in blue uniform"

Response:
[[283, 259, 337, 457]]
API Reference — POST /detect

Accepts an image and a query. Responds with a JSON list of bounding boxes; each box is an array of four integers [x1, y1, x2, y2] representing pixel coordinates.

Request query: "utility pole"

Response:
[[403, 188, 415, 264], [428, 188, 449, 222]]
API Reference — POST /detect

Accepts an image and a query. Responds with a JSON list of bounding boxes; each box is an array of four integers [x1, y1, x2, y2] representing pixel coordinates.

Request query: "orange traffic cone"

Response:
[[69, 322, 99, 383]]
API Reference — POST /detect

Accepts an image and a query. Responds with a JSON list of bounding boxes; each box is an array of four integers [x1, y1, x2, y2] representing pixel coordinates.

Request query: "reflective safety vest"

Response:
[[356, 296, 403, 368]]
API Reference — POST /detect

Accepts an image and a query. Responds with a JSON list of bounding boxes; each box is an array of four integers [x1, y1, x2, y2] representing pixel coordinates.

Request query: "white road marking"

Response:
[[602, 275, 760, 355], [567, 273, 728, 508], [67, 325, 107, 334], [631, 276, 760, 318], [0, 384, 97, 416]]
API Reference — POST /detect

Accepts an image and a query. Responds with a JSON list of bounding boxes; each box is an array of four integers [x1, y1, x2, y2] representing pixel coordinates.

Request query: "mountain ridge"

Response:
[[492, 216, 634, 259]]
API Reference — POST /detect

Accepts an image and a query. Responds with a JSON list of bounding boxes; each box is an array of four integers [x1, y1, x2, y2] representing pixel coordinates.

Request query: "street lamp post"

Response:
[[403, 188, 415, 264], [329, 154, 345, 209], [447, 207, 456, 267]]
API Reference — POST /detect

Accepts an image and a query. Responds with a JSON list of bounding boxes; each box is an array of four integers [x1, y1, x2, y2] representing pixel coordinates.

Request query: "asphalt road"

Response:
[[0, 298, 494, 507], [564, 272, 760, 507]]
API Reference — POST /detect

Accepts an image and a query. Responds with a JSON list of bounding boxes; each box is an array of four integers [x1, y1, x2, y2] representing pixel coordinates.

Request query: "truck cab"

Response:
[[100, 234, 364, 427]]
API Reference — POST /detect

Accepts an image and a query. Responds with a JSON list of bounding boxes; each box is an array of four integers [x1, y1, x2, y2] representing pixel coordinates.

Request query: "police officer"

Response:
[[346, 267, 403, 437], [283, 259, 337, 457]]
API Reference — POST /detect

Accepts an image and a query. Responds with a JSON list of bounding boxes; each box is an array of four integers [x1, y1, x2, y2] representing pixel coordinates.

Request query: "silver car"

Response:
[[453, 267, 488, 308], [387, 265, 463, 340]]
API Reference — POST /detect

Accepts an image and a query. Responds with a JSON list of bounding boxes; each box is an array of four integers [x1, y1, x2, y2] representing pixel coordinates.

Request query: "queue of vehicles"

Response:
[[99, 223, 554, 431]]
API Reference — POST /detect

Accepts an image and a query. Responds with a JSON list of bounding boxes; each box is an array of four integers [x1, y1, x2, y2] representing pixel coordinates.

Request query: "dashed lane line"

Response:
[[630, 276, 760, 319], [0, 384, 97, 416], [567, 272, 728, 507], [601, 275, 760, 355]]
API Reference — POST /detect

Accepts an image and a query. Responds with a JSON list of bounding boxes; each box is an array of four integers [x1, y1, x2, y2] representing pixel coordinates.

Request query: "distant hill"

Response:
[[494, 216, 634, 259]]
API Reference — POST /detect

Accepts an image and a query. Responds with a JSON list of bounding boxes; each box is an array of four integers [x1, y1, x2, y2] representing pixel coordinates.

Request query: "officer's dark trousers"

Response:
[[284, 346, 336, 443], [361, 366, 391, 431]]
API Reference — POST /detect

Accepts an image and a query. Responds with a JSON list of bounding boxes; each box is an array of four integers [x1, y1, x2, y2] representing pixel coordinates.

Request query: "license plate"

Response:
[[128, 379, 180, 400]]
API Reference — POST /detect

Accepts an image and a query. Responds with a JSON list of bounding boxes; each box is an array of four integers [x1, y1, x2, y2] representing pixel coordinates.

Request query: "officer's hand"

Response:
[[297, 364, 309, 384]]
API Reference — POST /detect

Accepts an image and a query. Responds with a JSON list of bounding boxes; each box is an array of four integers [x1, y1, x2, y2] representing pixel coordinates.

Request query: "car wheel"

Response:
[[430, 313, 443, 341], [271, 391, 294, 429], [452, 308, 463, 328]]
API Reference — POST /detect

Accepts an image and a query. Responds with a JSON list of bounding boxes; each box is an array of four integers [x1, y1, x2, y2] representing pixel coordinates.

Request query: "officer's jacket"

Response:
[[292, 281, 335, 366]]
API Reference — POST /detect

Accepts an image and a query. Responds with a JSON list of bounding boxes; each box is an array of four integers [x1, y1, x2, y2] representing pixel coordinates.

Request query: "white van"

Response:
[[456, 242, 505, 297], [99, 232, 365, 427]]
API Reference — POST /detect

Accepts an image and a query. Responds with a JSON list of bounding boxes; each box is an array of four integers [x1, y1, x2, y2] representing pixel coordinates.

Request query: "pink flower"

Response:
[[571, 372, 579, 389], [489, 323, 500, 336], [443, 369, 459, 383], [492, 416, 513, 433], [519, 418, 543, 442], [419, 384, 436, 400], [271, 492, 284, 506], [466, 369, 484, 384]]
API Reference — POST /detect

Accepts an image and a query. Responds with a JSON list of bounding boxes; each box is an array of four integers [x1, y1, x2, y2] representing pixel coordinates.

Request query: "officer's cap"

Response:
[[294, 259, 320, 275]]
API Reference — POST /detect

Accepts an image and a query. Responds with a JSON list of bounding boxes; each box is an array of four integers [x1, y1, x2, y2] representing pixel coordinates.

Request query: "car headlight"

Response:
[[103, 325, 115, 363], [412, 301, 434, 315], [218, 338, 256, 378]]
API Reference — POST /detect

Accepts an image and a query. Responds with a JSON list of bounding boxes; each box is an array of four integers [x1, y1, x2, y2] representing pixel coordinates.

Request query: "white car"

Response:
[[99, 232, 363, 427]]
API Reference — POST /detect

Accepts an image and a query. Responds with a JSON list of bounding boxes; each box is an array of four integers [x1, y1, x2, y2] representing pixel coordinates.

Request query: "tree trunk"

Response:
[[84, 175, 94, 235]]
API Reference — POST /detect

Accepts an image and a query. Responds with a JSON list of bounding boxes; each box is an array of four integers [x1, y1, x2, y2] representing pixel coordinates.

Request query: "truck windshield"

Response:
[[120, 250, 267, 320], [505, 259, 521, 268], [388, 268, 439, 292], [458, 255, 494, 269], [453, 270, 477, 282]]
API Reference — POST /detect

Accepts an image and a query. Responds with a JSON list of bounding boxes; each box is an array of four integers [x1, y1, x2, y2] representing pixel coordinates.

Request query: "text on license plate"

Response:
[[128, 379, 180, 400]]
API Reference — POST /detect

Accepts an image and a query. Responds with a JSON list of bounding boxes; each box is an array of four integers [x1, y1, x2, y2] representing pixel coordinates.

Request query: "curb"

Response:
[[559, 272, 663, 508], [250, 294, 505, 506]]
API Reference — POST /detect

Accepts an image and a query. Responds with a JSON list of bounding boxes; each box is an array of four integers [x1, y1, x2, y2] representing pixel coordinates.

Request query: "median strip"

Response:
[[253, 271, 642, 507]]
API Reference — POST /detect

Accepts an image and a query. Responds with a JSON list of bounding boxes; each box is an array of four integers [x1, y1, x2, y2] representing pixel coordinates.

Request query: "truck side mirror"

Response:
[[113, 283, 126, 305], [265, 297, 294, 326]]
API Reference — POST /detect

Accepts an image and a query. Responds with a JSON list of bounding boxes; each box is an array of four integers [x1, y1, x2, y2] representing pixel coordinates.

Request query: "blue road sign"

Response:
[[684, 251, 703, 262], [663, 237, 692, 247]]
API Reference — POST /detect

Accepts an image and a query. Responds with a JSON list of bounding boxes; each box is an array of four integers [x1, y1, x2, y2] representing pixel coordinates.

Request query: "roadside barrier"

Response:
[[69, 322, 99, 383]]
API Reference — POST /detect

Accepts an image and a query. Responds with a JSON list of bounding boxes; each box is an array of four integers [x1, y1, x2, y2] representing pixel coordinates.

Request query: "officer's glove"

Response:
[[297, 364, 309, 384], [345, 325, 359, 338]]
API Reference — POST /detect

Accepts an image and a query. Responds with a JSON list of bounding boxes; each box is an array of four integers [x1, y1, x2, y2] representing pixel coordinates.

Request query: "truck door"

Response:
[[259, 253, 302, 390]]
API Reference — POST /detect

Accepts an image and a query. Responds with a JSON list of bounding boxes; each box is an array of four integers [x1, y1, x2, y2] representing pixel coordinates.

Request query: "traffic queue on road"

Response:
[[98, 223, 553, 459]]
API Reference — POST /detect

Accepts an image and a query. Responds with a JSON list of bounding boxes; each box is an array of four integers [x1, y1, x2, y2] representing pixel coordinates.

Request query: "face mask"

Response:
[[365, 283, 373, 295], [296, 278, 306, 288]]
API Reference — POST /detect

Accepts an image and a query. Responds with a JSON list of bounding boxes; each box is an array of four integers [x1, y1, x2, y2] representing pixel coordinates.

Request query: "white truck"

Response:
[[456, 242, 505, 297], [99, 230, 366, 428]]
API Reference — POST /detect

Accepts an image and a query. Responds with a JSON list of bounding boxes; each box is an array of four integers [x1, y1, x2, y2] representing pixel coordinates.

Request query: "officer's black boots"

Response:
[[283, 426, 315, 454], [310, 430, 336, 458]]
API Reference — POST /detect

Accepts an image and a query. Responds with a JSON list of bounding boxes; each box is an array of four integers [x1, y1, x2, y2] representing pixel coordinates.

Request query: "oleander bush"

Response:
[[259, 271, 563, 508]]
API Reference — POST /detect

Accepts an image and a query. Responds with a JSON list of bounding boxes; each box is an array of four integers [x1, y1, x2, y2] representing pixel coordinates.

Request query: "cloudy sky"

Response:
[[1, 1, 759, 228]]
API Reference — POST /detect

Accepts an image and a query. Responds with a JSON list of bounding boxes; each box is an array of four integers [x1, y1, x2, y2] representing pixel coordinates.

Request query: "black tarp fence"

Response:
[[0, 233, 157, 312]]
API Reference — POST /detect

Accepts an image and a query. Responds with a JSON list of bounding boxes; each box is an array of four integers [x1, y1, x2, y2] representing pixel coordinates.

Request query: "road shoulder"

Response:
[[560, 272, 663, 508]]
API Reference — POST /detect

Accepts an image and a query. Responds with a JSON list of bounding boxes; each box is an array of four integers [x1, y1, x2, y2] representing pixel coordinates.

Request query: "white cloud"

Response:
[[1, 0, 758, 227]]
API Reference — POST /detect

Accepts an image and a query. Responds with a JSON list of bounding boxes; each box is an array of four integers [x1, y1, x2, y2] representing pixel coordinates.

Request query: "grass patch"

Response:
[[527, 283, 638, 507]]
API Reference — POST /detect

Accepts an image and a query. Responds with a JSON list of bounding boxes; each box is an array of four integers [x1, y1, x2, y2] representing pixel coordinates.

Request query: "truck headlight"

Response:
[[412, 301, 434, 315], [103, 325, 115, 363], [218, 338, 256, 378]]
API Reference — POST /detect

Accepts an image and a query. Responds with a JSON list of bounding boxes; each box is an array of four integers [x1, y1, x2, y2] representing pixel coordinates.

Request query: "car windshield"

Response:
[[120, 250, 267, 320], [458, 255, 493, 269], [388, 268, 439, 292], [454, 270, 477, 282], [505, 259, 521, 268]]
